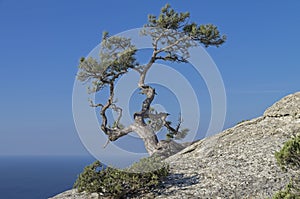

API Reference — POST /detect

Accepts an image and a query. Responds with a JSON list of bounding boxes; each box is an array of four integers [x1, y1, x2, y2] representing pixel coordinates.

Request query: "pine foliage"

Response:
[[74, 156, 169, 197], [273, 134, 300, 198]]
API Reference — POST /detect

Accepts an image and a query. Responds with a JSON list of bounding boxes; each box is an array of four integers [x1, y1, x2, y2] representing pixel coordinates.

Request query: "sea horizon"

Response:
[[0, 155, 96, 199]]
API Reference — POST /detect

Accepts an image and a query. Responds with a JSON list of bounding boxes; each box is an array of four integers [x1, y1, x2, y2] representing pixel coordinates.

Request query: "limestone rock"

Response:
[[50, 91, 300, 199], [49, 189, 100, 199], [264, 91, 300, 117], [152, 115, 300, 198]]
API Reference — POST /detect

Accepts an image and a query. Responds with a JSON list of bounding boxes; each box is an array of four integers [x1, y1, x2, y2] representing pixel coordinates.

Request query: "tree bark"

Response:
[[131, 124, 158, 155]]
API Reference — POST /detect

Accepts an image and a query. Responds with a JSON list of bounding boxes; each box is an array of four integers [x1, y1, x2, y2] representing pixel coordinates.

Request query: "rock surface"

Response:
[[264, 92, 300, 117], [50, 91, 300, 199], [50, 189, 100, 199]]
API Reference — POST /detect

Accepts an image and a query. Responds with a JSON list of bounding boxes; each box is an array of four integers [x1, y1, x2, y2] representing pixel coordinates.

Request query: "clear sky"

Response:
[[0, 0, 299, 156]]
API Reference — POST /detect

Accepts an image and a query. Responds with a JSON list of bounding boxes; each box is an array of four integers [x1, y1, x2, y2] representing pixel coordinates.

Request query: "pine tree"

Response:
[[77, 4, 226, 156]]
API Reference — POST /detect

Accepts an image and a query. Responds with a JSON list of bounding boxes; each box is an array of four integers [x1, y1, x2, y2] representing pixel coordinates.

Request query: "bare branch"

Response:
[[134, 85, 156, 124], [88, 99, 103, 108], [132, 67, 142, 74], [110, 103, 123, 128], [103, 139, 110, 148], [138, 55, 156, 88], [106, 126, 134, 141]]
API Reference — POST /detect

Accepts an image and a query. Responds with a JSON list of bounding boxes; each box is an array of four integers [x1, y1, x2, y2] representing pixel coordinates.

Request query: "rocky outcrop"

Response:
[[50, 91, 300, 199], [264, 92, 300, 118], [50, 189, 100, 199]]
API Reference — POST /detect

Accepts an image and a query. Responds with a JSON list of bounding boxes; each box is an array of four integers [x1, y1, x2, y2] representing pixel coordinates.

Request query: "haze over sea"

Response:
[[0, 156, 95, 199]]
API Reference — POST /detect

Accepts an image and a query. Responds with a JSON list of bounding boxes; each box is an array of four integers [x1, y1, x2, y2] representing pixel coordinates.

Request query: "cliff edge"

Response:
[[50, 91, 300, 199]]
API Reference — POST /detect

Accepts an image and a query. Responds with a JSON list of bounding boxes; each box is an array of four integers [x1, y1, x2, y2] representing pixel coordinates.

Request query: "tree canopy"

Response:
[[77, 4, 226, 156]]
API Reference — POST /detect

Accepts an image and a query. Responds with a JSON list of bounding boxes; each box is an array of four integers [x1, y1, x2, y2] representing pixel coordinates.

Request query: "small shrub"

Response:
[[272, 179, 300, 199], [275, 134, 300, 171], [73, 156, 169, 197], [272, 134, 300, 198]]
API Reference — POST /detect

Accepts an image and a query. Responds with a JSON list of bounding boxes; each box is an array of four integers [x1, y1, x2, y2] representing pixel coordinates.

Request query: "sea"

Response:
[[0, 156, 96, 199]]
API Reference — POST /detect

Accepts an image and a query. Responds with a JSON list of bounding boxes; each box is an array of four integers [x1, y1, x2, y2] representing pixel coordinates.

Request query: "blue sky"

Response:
[[0, 0, 299, 156]]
